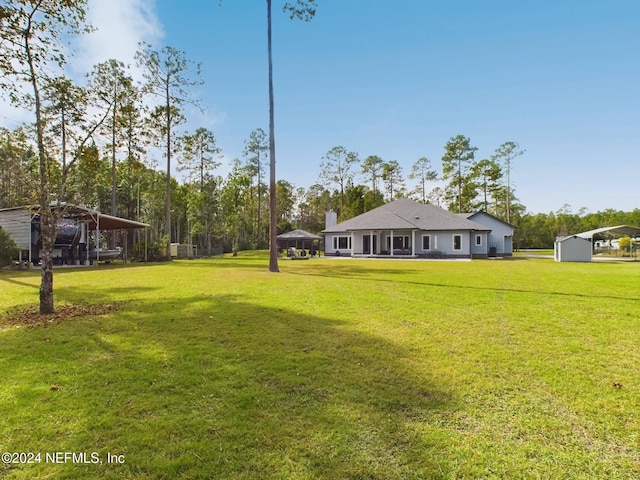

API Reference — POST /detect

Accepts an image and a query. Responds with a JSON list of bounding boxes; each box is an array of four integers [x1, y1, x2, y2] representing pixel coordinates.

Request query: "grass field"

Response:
[[1, 254, 639, 479], [513, 249, 554, 256]]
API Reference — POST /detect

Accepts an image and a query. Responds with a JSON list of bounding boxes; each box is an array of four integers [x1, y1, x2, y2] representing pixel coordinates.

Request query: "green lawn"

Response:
[[1, 255, 639, 479], [514, 249, 554, 256]]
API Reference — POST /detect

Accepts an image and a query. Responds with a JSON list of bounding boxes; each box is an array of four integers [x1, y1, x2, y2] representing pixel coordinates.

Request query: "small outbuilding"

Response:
[[277, 229, 322, 257], [0, 204, 148, 265], [554, 235, 592, 262]]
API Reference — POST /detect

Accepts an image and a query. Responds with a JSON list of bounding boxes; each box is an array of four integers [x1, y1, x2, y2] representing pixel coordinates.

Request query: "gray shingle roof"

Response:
[[458, 211, 516, 229], [323, 198, 490, 233], [277, 229, 322, 240]]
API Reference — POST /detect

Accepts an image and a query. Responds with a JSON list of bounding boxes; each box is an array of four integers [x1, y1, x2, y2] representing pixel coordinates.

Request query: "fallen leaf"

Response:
[[2, 303, 121, 326]]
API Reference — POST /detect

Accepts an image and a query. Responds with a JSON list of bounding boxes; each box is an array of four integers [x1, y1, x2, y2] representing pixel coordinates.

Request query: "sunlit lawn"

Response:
[[1, 254, 639, 479], [513, 249, 554, 256]]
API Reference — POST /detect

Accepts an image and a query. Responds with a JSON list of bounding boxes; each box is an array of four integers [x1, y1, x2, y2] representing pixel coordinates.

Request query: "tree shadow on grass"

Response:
[[168, 258, 278, 271], [0, 289, 455, 479], [288, 261, 640, 303], [0, 275, 40, 290], [0, 262, 161, 287]]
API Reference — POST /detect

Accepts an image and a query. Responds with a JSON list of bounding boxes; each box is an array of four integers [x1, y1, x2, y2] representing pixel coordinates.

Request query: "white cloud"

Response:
[[72, 0, 164, 80], [0, 0, 163, 129]]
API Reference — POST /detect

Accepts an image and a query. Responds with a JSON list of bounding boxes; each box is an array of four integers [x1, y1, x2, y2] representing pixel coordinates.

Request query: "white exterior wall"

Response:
[[0, 209, 31, 250], [414, 230, 471, 256], [324, 232, 335, 255], [469, 212, 514, 255], [324, 232, 353, 256], [352, 235, 363, 255], [555, 236, 592, 262], [470, 231, 489, 256], [326, 228, 487, 258], [444, 230, 471, 256]]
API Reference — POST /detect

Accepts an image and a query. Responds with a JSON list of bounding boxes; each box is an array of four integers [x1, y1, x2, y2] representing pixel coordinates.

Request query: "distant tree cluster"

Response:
[[312, 136, 525, 224], [0, 0, 323, 311], [1, 0, 637, 314], [515, 206, 640, 250], [5, 106, 637, 259]]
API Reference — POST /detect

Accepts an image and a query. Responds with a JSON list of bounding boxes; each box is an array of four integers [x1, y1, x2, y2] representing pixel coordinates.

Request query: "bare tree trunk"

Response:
[[39, 213, 55, 313], [267, 0, 279, 272], [111, 81, 118, 249], [165, 86, 172, 261], [257, 157, 262, 247], [23, 17, 55, 313], [457, 158, 462, 213], [506, 164, 511, 224]]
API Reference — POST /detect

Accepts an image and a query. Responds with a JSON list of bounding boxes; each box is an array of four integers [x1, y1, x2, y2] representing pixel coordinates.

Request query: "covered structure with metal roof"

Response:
[[553, 225, 640, 262], [575, 225, 640, 240], [277, 229, 322, 257], [0, 204, 149, 265]]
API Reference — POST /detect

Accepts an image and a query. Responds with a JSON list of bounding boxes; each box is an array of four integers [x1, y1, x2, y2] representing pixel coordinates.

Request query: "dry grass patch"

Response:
[[2, 303, 121, 326]]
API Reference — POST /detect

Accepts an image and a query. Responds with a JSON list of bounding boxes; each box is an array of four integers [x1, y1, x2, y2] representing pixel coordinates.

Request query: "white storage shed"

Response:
[[554, 235, 592, 262]]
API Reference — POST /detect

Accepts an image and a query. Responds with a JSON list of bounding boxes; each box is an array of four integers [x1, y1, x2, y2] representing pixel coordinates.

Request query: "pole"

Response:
[[96, 215, 100, 263]]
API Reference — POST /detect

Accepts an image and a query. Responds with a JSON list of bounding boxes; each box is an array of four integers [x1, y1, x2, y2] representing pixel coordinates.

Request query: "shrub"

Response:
[[618, 236, 636, 257], [131, 236, 169, 262], [0, 227, 19, 267]]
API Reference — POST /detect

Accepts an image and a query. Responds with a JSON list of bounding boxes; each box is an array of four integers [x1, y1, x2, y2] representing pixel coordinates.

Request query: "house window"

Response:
[[422, 235, 431, 250], [333, 236, 351, 250], [453, 234, 462, 251], [386, 235, 410, 250], [475, 235, 482, 246]]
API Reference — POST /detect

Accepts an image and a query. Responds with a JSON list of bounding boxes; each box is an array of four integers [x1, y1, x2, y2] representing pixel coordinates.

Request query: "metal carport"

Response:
[[573, 225, 640, 261]]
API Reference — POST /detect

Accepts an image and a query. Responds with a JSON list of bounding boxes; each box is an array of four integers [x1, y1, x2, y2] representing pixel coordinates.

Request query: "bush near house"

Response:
[[0, 227, 18, 267]]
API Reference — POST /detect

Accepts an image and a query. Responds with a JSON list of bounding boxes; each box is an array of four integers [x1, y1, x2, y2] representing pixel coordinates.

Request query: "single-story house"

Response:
[[554, 235, 593, 262], [322, 198, 515, 259]]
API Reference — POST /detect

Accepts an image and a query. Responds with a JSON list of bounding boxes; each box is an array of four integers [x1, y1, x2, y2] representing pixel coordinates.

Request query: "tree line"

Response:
[[6, 113, 637, 256], [314, 136, 525, 223], [1, 1, 637, 315], [0, 0, 319, 312], [0, 2, 525, 262]]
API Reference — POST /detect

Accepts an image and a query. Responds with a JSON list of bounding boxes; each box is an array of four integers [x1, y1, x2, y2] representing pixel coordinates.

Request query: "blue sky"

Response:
[[4, 0, 640, 214]]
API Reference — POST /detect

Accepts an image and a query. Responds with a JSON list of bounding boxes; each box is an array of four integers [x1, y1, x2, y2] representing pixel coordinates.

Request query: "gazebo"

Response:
[[277, 229, 322, 257]]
